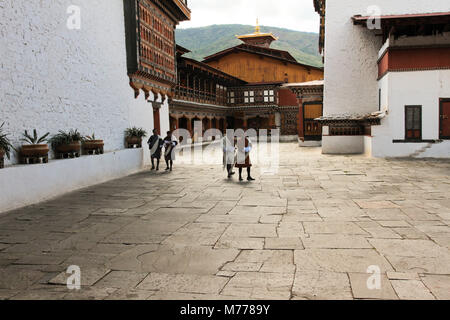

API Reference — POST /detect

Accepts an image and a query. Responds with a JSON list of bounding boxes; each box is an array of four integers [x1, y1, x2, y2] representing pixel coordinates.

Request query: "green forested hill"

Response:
[[175, 24, 323, 68]]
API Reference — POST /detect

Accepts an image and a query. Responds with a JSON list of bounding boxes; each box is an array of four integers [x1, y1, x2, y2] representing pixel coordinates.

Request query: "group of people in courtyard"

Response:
[[147, 129, 254, 182], [147, 130, 178, 171], [223, 132, 255, 181]]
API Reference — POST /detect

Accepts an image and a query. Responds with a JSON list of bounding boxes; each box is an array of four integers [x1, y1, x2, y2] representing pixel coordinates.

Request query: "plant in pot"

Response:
[[83, 133, 104, 155], [49, 129, 83, 158], [20, 129, 50, 164], [0, 122, 13, 169], [125, 127, 147, 148]]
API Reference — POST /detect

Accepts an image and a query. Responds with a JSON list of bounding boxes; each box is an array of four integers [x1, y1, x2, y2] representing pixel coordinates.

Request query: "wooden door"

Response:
[[153, 107, 160, 135], [303, 103, 323, 139], [440, 99, 450, 139]]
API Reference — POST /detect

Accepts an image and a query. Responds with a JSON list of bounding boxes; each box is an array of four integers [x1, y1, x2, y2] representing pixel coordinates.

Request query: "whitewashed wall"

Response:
[[0, 0, 170, 212], [371, 70, 450, 158], [323, 0, 450, 116], [0, 0, 170, 166], [322, 135, 364, 154]]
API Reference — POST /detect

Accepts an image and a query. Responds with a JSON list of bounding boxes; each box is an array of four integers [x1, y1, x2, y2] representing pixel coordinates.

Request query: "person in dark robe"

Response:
[[235, 134, 255, 181], [163, 131, 178, 171], [147, 129, 163, 170]]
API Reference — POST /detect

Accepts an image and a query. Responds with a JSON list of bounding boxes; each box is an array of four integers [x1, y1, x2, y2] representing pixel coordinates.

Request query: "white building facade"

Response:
[[315, 0, 450, 157], [0, 0, 189, 212]]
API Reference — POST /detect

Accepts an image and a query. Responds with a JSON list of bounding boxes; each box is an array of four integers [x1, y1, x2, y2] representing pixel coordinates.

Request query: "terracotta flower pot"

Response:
[[126, 136, 142, 148], [54, 141, 81, 154], [83, 140, 104, 150], [0, 149, 4, 158], [21, 144, 49, 157], [126, 136, 141, 144]]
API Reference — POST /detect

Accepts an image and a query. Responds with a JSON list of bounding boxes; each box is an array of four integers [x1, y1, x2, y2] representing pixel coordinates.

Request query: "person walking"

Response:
[[147, 129, 163, 171], [235, 133, 255, 181], [163, 131, 178, 171]]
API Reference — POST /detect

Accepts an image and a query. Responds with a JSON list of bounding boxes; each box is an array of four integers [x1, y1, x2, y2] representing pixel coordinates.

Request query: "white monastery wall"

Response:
[[324, 0, 450, 116], [322, 135, 364, 154], [0, 0, 170, 212], [371, 70, 450, 158]]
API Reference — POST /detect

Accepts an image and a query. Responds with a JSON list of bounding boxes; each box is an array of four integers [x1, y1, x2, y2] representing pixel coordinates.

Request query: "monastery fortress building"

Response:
[[312, 0, 450, 157]]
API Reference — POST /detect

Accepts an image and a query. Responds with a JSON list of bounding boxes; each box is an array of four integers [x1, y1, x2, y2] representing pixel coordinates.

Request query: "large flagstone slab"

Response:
[[138, 245, 239, 275], [0, 267, 45, 290], [368, 239, 450, 258], [161, 223, 228, 246], [302, 234, 372, 249], [348, 273, 398, 299], [303, 221, 368, 235], [137, 272, 228, 294], [120, 220, 186, 236], [228, 206, 286, 215], [420, 275, 450, 300], [390, 280, 435, 300], [385, 256, 450, 274], [49, 267, 110, 287], [195, 214, 259, 224], [221, 272, 293, 300], [237, 197, 287, 207], [108, 245, 159, 272], [214, 237, 265, 250], [94, 271, 148, 289], [292, 271, 352, 300], [294, 249, 393, 273], [221, 223, 278, 238]]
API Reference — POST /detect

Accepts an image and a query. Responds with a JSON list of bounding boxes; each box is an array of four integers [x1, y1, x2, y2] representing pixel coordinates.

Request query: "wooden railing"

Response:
[[304, 120, 322, 136], [174, 86, 226, 105]]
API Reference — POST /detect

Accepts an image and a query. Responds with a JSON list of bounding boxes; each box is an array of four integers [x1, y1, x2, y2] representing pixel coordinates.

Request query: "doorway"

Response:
[[440, 98, 450, 139]]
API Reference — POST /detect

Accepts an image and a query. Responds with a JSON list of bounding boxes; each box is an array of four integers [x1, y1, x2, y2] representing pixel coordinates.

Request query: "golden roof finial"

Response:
[[255, 18, 261, 34]]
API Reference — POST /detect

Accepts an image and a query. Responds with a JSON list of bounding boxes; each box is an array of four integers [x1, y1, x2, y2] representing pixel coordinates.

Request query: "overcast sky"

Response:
[[179, 0, 320, 33]]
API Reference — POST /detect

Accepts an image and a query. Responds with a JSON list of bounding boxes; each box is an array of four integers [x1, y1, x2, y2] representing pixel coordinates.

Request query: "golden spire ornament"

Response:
[[255, 18, 261, 34]]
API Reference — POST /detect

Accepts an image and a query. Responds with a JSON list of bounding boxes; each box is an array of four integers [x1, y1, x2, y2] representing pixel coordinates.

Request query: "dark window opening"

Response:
[[405, 105, 422, 140], [378, 89, 381, 111]]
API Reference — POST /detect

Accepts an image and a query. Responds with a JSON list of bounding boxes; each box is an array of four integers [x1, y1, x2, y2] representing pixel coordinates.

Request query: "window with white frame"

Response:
[[244, 91, 255, 103], [228, 91, 235, 104], [263, 89, 275, 103]]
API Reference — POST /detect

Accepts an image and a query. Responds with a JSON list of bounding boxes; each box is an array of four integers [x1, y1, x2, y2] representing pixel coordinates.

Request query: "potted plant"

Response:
[[125, 127, 147, 148], [0, 122, 13, 168], [83, 133, 104, 155], [20, 129, 50, 164], [49, 129, 83, 158]]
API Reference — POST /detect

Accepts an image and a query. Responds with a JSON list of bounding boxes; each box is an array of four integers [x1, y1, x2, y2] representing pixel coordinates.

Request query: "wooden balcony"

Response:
[[174, 86, 227, 106]]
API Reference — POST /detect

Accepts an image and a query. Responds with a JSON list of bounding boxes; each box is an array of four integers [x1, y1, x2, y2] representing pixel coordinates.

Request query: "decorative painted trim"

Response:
[[378, 66, 450, 80], [378, 46, 450, 79]]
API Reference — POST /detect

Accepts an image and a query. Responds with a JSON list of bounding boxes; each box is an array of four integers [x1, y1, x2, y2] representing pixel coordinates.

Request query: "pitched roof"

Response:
[[202, 44, 323, 71], [176, 44, 191, 56], [181, 57, 246, 83]]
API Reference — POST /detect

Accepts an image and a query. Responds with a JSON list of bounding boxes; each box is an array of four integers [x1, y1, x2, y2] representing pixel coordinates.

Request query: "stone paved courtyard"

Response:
[[0, 143, 449, 300]]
